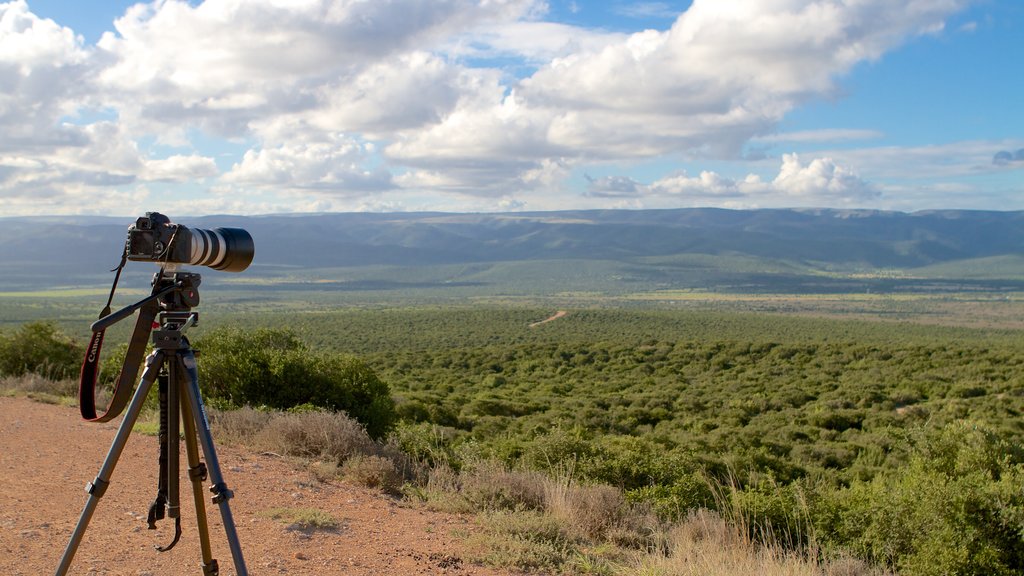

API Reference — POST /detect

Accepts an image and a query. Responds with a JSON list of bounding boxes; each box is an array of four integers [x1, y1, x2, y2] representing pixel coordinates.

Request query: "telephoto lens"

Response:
[[126, 212, 254, 272], [186, 226, 254, 272]]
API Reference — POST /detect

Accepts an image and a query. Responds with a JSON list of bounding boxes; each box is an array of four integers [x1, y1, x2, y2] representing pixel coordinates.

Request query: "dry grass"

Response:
[[623, 509, 890, 576], [258, 507, 341, 532], [211, 407, 415, 490], [545, 474, 631, 540], [0, 374, 78, 404], [254, 409, 377, 461], [413, 460, 548, 514], [341, 454, 403, 493], [422, 463, 888, 576], [463, 509, 573, 573]]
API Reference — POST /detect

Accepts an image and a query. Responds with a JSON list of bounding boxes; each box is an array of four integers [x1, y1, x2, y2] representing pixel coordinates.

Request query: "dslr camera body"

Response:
[[126, 212, 254, 272]]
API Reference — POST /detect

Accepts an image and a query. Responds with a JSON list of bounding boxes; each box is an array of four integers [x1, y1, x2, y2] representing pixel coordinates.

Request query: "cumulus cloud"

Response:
[[0, 0, 979, 213], [223, 133, 394, 195], [143, 155, 219, 182], [93, 0, 539, 138], [388, 0, 972, 193], [0, 1, 93, 151], [588, 154, 877, 206], [772, 154, 879, 201]]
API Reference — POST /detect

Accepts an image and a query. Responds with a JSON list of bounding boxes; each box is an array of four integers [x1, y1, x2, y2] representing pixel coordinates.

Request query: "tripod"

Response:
[[56, 272, 248, 575]]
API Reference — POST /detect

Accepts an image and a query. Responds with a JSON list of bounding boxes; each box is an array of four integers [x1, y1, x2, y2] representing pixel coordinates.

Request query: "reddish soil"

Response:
[[0, 396, 513, 576]]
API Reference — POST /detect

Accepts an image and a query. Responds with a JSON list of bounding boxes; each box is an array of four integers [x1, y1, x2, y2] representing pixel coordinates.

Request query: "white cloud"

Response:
[[143, 154, 219, 182], [93, 0, 541, 138], [587, 153, 877, 206], [389, 0, 971, 193], [300, 51, 469, 137], [772, 153, 879, 202], [0, 1, 93, 151], [808, 140, 1024, 180], [0, 0, 986, 214], [651, 171, 751, 198], [223, 132, 393, 195], [442, 20, 626, 64]]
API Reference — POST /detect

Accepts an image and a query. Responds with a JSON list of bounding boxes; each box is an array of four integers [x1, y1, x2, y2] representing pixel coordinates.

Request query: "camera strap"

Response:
[[79, 254, 159, 423]]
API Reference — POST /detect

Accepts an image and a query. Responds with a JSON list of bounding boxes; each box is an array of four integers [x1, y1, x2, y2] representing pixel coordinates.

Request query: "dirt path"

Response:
[[0, 396, 512, 576], [528, 311, 567, 328]]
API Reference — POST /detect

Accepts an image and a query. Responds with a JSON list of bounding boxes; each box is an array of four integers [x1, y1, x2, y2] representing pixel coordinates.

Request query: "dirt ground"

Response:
[[0, 396, 514, 576]]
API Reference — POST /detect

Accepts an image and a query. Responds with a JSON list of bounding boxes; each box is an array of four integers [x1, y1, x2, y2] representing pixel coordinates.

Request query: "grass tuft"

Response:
[[259, 507, 341, 531]]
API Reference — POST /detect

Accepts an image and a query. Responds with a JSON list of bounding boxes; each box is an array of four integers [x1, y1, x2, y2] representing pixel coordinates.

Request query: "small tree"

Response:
[[194, 327, 396, 439], [0, 321, 81, 379]]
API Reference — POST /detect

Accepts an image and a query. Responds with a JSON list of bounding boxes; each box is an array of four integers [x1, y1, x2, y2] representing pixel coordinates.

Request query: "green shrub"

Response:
[[729, 481, 810, 548], [626, 474, 715, 521], [391, 421, 464, 468], [814, 421, 1024, 576], [195, 327, 396, 438], [582, 435, 694, 489], [0, 321, 81, 379], [520, 427, 596, 471]]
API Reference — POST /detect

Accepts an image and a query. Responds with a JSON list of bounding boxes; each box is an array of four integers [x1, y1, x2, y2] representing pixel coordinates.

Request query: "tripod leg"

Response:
[[179, 378, 218, 575], [55, 351, 165, 576], [178, 351, 249, 576]]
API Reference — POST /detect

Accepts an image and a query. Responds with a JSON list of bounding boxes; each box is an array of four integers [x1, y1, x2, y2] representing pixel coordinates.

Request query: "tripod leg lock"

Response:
[[85, 478, 110, 499], [189, 462, 208, 482], [202, 558, 220, 576], [210, 482, 233, 504]]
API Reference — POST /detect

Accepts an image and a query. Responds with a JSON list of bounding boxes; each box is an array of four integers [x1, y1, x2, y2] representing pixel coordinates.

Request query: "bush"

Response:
[[458, 460, 547, 511], [195, 327, 396, 438], [254, 408, 376, 461], [626, 474, 715, 522], [0, 321, 81, 380], [341, 454, 404, 492], [814, 421, 1024, 576]]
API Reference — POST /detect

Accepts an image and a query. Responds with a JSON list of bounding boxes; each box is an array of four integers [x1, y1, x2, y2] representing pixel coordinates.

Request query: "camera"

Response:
[[126, 212, 254, 272]]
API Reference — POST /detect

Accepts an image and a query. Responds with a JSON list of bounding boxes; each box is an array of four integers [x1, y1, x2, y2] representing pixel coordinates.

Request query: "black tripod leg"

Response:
[[178, 351, 248, 576], [55, 351, 165, 576], [146, 371, 168, 529], [155, 357, 183, 552]]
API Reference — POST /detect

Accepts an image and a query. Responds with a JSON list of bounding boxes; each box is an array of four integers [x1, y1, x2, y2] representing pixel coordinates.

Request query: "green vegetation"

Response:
[[0, 322, 398, 439], [3, 300, 1024, 574], [0, 321, 81, 380], [194, 327, 397, 439]]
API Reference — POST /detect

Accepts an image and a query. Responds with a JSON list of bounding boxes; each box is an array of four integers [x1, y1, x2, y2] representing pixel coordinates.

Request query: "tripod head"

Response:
[[80, 268, 209, 424], [90, 270, 202, 333]]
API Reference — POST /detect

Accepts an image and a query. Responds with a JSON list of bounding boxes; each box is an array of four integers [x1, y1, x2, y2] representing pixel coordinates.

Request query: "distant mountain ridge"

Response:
[[1, 208, 1022, 292]]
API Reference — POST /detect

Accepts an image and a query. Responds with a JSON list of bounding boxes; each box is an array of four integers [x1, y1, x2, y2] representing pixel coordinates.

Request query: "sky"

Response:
[[1, 0, 1022, 217]]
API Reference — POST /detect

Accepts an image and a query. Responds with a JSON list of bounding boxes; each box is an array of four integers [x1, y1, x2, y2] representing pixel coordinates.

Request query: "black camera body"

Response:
[[126, 212, 254, 272]]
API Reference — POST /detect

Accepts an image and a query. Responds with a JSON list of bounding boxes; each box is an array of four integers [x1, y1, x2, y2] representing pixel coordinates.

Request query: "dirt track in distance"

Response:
[[529, 311, 567, 328]]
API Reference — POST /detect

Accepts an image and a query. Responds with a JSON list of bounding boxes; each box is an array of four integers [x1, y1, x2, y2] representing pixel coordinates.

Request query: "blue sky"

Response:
[[1, 0, 1021, 216]]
